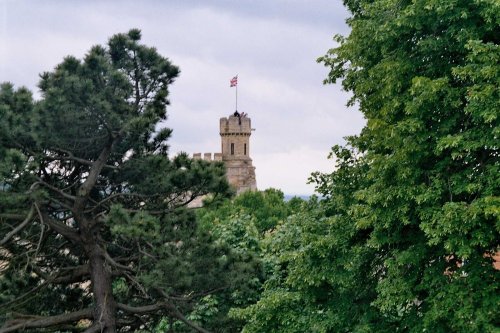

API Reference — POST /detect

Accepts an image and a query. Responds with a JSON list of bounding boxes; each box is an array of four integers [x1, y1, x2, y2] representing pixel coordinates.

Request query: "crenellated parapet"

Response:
[[192, 152, 222, 161], [219, 115, 252, 136]]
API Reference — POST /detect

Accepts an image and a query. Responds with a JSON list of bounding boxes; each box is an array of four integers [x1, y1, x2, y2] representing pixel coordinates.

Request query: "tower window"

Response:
[[231, 143, 234, 155], [244, 144, 247, 155]]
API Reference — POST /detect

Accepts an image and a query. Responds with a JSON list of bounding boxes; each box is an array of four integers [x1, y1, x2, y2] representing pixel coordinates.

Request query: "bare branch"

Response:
[[104, 251, 133, 272], [53, 264, 90, 284], [47, 196, 74, 211], [0, 206, 35, 246], [41, 211, 80, 243], [122, 271, 148, 298], [0, 308, 93, 333], [36, 178, 78, 202], [75, 140, 115, 206], [47, 147, 118, 170], [0, 213, 27, 220], [116, 302, 163, 314], [34, 203, 45, 256]]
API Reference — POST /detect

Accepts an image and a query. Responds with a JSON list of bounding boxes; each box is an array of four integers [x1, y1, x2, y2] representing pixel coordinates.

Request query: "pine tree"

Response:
[[0, 29, 234, 333]]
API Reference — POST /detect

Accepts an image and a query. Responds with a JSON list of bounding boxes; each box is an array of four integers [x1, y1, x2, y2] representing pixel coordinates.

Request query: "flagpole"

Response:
[[236, 80, 238, 111]]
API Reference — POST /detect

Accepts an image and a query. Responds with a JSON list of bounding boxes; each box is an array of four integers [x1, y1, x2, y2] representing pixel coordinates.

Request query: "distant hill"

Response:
[[284, 194, 312, 201]]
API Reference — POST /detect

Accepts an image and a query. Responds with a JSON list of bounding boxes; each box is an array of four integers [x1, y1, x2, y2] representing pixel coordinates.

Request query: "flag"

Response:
[[230, 75, 238, 87]]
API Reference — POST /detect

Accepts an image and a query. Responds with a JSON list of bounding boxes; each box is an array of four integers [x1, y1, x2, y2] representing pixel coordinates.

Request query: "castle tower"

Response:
[[220, 113, 257, 193]]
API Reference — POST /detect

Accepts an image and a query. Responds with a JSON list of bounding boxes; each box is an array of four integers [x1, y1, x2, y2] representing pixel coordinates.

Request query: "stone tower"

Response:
[[219, 113, 257, 193]]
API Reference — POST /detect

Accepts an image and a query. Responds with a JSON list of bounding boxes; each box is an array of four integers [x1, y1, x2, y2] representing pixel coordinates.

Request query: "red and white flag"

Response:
[[230, 75, 238, 87]]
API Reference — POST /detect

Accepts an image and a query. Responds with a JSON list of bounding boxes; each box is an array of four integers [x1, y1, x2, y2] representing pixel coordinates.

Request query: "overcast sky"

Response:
[[0, 0, 365, 195]]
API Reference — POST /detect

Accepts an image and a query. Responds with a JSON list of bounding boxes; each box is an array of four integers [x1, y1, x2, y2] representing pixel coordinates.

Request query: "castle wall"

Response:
[[224, 159, 257, 193], [192, 152, 223, 161]]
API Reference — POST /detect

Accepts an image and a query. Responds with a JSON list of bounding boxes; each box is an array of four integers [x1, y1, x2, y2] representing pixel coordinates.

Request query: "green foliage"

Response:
[[192, 189, 305, 331], [0, 30, 236, 332], [240, 0, 499, 332], [200, 188, 300, 233], [236, 155, 389, 332]]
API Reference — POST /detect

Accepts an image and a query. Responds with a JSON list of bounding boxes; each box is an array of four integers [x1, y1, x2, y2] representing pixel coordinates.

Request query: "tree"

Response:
[[239, 0, 499, 332], [319, 1, 499, 331], [234, 148, 387, 332], [199, 188, 298, 233], [0, 29, 235, 333], [195, 189, 303, 332]]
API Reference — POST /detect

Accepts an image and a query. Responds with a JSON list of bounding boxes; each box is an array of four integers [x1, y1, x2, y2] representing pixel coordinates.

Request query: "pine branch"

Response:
[[116, 302, 163, 314], [0, 308, 93, 333], [0, 213, 28, 220], [84, 192, 161, 213], [0, 206, 35, 246], [76, 140, 115, 201], [48, 147, 118, 170], [164, 302, 212, 333], [116, 302, 212, 333], [103, 250, 133, 272], [40, 210, 80, 243], [52, 264, 90, 284], [36, 178, 78, 202]]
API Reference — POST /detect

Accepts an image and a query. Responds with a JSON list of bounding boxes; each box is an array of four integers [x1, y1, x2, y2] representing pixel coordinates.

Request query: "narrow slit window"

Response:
[[244, 144, 247, 155], [231, 143, 234, 155]]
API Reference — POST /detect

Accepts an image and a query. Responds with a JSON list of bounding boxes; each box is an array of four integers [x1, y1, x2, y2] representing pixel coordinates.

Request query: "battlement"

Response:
[[193, 152, 222, 161], [220, 115, 251, 135]]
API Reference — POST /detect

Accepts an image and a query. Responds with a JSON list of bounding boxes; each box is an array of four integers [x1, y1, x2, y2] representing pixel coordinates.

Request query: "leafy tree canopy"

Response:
[[238, 0, 499, 332], [195, 189, 306, 331], [200, 188, 301, 233]]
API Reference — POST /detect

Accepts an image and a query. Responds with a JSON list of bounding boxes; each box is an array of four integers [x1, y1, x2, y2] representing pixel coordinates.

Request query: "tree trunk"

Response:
[[80, 216, 116, 333], [75, 142, 117, 332], [87, 243, 117, 333]]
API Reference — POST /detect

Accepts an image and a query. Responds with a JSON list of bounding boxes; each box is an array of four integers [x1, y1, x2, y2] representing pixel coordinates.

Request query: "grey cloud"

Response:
[[1, 0, 364, 195]]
